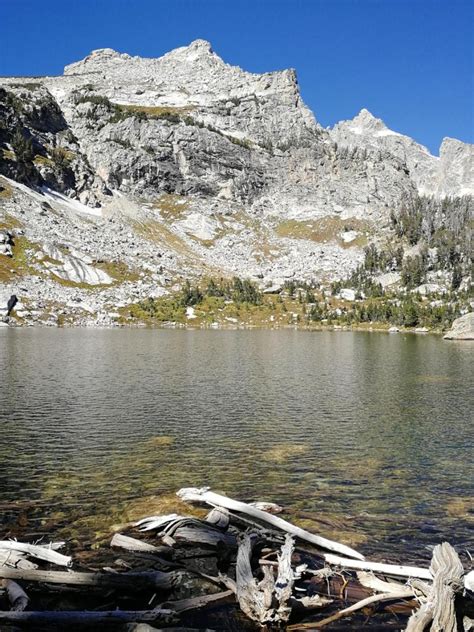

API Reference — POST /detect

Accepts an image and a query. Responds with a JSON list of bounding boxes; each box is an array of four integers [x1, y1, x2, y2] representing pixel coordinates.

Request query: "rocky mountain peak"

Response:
[[185, 38, 214, 54], [0, 40, 472, 328], [346, 108, 389, 134], [64, 48, 131, 74]]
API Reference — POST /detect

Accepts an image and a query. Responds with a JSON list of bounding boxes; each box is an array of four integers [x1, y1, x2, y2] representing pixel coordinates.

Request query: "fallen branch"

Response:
[[177, 487, 364, 560], [0, 541, 71, 567], [288, 588, 414, 629], [0, 567, 177, 591], [356, 571, 409, 594], [324, 553, 433, 580]]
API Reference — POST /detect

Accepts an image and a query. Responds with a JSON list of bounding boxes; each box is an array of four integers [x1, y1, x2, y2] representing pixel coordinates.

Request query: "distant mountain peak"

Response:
[[351, 108, 387, 132], [187, 39, 213, 53]]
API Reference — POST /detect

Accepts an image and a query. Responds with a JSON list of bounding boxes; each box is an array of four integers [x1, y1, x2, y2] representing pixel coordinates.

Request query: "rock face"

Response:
[[0, 40, 472, 325], [443, 313, 474, 340], [331, 110, 474, 198]]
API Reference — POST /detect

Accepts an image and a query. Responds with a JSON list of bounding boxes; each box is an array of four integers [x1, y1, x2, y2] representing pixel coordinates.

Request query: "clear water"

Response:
[[1, 328, 472, 563]]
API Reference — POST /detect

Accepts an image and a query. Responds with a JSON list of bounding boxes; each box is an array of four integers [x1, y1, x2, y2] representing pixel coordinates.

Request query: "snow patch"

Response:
[[41, 187, 102, 217]]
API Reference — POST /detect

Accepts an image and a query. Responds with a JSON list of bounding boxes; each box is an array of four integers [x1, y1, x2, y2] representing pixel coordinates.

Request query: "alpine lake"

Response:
[[0, 328, 472, 566]]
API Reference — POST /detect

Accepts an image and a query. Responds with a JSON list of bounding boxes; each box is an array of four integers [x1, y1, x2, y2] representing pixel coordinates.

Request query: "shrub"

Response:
[[11, 130, 34, 163], [50, 147, 74, 169]]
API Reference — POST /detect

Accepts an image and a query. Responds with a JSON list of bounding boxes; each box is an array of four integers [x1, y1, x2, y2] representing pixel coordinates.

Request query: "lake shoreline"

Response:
[[1, 320, 448, 335]]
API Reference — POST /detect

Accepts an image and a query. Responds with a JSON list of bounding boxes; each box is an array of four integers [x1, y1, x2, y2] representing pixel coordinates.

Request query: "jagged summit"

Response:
[[180, 38, 214, 53], [64, 48, 131, 74], [64, 40, 223, 77], [352, 108, 387, 130], [334, 108, 393, 136], [58, 39, 316, 133]]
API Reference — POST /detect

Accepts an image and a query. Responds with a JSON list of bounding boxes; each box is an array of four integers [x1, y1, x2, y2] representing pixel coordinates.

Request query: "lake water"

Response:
[[0, 328, 472, 563]]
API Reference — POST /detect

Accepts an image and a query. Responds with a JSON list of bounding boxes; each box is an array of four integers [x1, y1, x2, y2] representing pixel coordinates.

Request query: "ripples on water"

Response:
[[0, 329, 472, 560]]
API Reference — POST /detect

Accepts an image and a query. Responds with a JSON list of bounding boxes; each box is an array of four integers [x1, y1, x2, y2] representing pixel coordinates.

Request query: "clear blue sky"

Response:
[[2, 0, 473, 154]]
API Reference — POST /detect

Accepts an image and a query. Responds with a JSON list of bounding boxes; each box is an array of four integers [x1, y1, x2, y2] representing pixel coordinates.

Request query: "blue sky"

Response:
[[2, 0, 472, 154]]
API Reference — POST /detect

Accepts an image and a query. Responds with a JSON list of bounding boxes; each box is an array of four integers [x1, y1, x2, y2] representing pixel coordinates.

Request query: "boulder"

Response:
[[443, 313, 474, 340], [0, 230, 13, 257], [340, 288, 356, 301]]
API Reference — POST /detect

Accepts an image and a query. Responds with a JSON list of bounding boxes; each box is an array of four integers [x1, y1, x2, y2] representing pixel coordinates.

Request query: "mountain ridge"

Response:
[[0, 41, 472, 327]]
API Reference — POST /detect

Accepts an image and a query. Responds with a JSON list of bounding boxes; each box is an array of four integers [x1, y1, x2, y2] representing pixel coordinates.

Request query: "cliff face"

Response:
[[0, 41, 472, 325]]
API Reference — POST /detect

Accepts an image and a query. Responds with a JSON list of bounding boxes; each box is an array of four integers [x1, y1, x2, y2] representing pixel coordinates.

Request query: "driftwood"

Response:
[[0, 567, 176, 591], [2, 488, 472, 630], [288, 587, 415, 629], [0, 549, 38, 570], [1, 578, 30, 611], [406, 542, 465, 632], [205, 507, 230, 529], [160, 589, 234, 612], [0, 540, 71, 567], [111, 533, 162, 552], [357, 570, 410, 594], [234, 533, 307, 624], [135, 514, 182, 531], [324, 552, 433, 580], [177, 487, 364, 560], [0, 608, 177, 626], [304, 572, 419, 612], [466, 571, 474, 592], [136, 514, 236, 548]]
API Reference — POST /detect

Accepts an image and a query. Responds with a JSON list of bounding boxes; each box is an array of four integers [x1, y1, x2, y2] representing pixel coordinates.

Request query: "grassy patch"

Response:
[[0, 235, 39, 282], [8, 82, 41, 91], [0, 181, 15, 201], [109, 104, 195, 125], [95, 260, 140, 284], [33, 154, 54, 167], [133, 219, 199, 260], [127, 297, 186, 324], [49, 275, 98, 290], [0, 214, 23, 231], [1, 149, 15, 161], [116, 104, 195, 117], [151, 193, 189, 221], [276, 216, 372, 248]]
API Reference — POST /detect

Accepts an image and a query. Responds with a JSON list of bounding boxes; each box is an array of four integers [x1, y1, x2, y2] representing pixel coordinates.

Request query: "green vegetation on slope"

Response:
[[123, 274, 469, 331]]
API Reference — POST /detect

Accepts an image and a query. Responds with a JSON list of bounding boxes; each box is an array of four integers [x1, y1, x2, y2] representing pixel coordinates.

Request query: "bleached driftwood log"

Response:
[[0, 567, 176, 591], [356, 570, 410, 594], [0, 540, 71, 567], [177, 487, 364, 560], [249, 501, 283, 514], [406, 542, 465, 632], [324, 552, 433, 580]]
